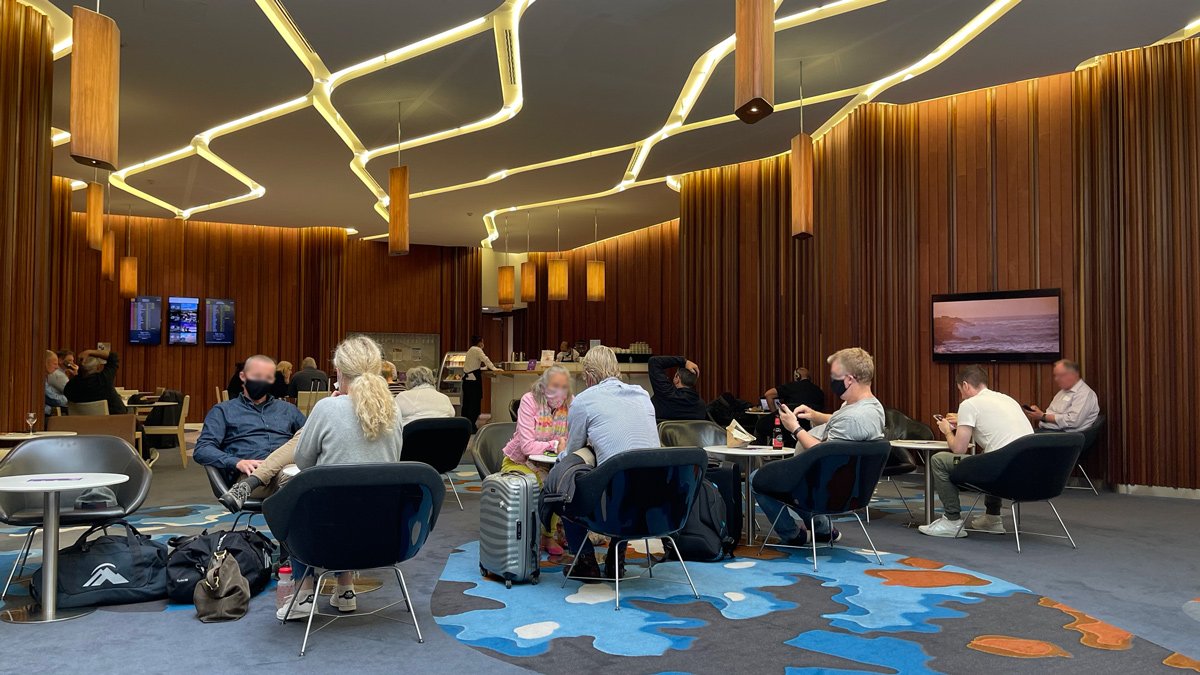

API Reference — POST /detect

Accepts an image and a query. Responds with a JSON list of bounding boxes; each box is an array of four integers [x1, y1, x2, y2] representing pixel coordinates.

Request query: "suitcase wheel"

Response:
[[530, 576, 539, 585], [479, 564, 488, 578], [505, 580, 513, 589]]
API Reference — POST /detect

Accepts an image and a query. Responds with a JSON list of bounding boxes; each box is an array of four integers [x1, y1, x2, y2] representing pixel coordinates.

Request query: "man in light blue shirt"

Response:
[[558, 345, 659, 580]]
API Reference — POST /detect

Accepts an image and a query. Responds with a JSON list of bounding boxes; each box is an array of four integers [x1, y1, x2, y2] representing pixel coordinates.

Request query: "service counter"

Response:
[[485, 363, 651, 422]]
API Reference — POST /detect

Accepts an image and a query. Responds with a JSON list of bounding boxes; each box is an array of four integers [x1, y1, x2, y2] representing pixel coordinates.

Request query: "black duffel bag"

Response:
[[666, 460, 742, 562], [31, 519, 168, 608], [166, 526, 275, 603]]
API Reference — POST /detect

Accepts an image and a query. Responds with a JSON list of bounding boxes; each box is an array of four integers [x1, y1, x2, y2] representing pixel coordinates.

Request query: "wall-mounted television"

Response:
[[205, 298, 235, 345], [128, 296, 162, 345], [167, 296, 199, 345], [932, 289, 1062, 363]]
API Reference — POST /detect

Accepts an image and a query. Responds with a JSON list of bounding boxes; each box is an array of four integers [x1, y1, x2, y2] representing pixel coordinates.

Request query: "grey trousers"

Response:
[[929, 451, 1001, 520]]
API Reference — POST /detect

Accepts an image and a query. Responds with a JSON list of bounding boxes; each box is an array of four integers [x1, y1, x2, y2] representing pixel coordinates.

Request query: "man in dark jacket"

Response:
[[64, 347, 127, 414], [765, 367, 826, 415], [648, 355, 707, 422], [287, 357, 330, 397]]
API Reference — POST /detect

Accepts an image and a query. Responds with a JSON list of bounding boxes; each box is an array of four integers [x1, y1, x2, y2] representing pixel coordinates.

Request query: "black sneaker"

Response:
[[565, 553, 602, 583], [813, 528, 842, 544], [218, 481, 253, 513]]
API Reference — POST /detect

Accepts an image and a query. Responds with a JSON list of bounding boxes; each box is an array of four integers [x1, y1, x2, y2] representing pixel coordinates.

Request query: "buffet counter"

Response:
[[486, 363, 651, 423]]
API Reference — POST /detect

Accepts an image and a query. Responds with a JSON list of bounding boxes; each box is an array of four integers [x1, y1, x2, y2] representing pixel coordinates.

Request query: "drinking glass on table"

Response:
[[25, 412, 36, 435]]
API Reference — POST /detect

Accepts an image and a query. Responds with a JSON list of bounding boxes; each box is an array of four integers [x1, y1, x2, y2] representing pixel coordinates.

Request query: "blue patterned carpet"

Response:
[[433, 540, 1200, 673]]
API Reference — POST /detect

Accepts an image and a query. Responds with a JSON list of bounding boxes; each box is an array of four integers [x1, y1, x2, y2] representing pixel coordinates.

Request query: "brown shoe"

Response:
[[565, 553, 602, 583]]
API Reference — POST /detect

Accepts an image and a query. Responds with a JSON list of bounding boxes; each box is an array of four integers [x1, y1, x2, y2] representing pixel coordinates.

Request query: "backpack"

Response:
[[165, 526, 275, 603], [670, 479, 736, 562], [30, 519, 168, 608]]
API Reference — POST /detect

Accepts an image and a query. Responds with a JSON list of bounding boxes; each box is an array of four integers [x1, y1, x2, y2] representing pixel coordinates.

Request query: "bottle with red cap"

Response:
[[772, 417, 784, 449]]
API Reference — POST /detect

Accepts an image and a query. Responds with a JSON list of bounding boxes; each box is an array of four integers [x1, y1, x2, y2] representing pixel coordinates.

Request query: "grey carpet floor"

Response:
[[1, 449, 1197, 672]]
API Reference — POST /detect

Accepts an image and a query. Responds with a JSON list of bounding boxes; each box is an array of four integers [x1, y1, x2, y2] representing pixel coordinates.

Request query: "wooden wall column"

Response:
[[0, 0, 53, 430]]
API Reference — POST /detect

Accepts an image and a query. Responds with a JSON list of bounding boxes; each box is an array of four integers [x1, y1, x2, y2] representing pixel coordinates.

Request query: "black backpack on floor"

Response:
[[166, 526, 275, 603], [31, 519, 168, 608], [669, 461, 741, 562]]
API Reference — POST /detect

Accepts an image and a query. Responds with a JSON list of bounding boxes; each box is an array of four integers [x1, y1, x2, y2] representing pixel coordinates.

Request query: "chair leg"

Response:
[[444, 473, 463, 511], [757, 507, 787, 556], [561, 538, 583, 588], [612, 543, 621, 611], [644, 538, 653, 578], [2, 528, 36, 599], [809, 517, 819, 573], [178, 430, 188, 468], [1046, 501, 1077, 549], [1012, 502, 1022, 553], [956, 492, 983, 537], [892, 478, 915, 520], [850, 512, 883, 566], [392, 566, 424, 643], [300, 570, 330, 656], [1077, 465, 1099, 495], [662, 536, 700, 600]]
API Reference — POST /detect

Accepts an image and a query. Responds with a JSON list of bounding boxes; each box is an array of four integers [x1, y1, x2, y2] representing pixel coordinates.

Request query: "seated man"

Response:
[[288, 356, 330, 397], [754, 348, 885, 546], [194, 355, 306, 509], [648, 355, 707, 422], [765, 367, 825, 422], [63, 347, 127, 414], [920, 365, 1034, 538], [550, 345, 659, 580], [394, 366, 454, 426], [1026, 359, 1100, 432], [43, 350, 67, 415]]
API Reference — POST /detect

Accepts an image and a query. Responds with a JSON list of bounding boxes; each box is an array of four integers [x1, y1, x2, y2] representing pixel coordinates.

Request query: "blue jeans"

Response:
[[750, 468, 832, 542]]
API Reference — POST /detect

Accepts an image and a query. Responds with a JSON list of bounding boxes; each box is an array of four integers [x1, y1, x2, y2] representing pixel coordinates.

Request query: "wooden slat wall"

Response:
[[680, 156, 803, 400], [515, 220, 680, 357], [1076, 38, 1200, 489], [47, 183, 482, 422], [0, 0, 53, 432]]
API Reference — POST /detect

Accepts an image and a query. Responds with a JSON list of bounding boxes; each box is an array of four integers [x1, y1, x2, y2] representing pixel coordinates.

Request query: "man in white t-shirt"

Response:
[[919, 364, 1034, 538]]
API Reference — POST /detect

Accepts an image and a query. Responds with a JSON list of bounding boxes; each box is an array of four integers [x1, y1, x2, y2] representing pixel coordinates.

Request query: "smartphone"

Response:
[[759, 397, 770, 411], [933, 414, 945, 423], [1021, 404, 1035, 412]]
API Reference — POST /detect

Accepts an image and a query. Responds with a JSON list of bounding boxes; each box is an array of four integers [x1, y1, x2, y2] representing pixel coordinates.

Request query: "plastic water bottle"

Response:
[[276, 566, 294, 608], [772, 417, 784, 449]]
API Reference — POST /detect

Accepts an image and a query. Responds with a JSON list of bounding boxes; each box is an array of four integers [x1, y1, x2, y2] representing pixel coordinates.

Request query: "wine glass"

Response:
[[25, 412, 36, 435]]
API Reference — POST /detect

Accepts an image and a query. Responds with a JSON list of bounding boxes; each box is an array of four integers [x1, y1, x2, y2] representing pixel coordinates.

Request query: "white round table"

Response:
[[0, 472, 130, 624], [704, 445, 795, 545], [124, 401, 177, 408], [0, 431, 77, 442], [889, 440, 949, 526], [527, 454, 558, 466]]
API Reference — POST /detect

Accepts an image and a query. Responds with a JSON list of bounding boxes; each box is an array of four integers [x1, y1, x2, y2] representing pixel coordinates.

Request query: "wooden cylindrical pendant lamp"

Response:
[[586, 260, 605, 302], [119, 256, 138, 298], [520, 212, 536, 302], [790, 132, 813, 239], [70, 6, 120, 170], [86, 182, 104, 250], [101, 230, 115, 280], [547, 259, 568, 301], [388, 166, 410, 255]]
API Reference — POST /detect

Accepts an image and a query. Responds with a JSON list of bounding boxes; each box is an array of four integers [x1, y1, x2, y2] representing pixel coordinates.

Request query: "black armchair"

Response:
[[262, 462, 444, 655], [204, 465, 264, 527], [657, 420, 725, 448], [0, 436, 152, 600], [560, 447, 707, 610], [401, 417, 475, 510], [1070, 414, 1106, 494], [470, 422, 515, 480], [508, 398, 521, 422], [950, 432, 1085, 552], [883, 408, 935, 443], [752, 439, 891, 571]]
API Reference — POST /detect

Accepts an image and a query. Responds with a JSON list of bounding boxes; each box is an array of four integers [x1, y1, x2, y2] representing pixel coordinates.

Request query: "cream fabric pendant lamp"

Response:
[[547, 207, 568, 301]]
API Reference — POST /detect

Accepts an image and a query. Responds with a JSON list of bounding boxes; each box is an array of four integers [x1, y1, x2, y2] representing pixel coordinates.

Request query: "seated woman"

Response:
[[274, 335, 405, 621], [501, 365, 572, 556]]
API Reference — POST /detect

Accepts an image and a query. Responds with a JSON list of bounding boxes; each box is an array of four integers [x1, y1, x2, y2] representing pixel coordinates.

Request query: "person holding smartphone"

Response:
[[755, 348, 885, 546], [63, 346, 127, 414], [920, 365, 1034, 538]]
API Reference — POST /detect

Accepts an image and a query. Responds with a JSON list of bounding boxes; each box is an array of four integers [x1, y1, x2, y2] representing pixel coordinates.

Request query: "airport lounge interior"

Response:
[[1, 0, 1199, 671]]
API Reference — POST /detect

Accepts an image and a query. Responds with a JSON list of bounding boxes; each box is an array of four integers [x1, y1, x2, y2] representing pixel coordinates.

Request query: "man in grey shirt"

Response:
[[755, 347, 885, 545]]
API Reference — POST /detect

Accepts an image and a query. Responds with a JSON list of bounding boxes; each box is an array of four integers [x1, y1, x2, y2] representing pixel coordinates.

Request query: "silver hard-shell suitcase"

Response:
[[479, 471, 540, 588]]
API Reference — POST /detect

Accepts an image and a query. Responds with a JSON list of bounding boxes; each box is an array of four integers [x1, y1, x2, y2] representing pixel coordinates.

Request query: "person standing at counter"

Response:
[[501, 365, 572, 556], [556, 341, 580, 362], [461, 335, 499, 429], [648, 355, 707, 422]]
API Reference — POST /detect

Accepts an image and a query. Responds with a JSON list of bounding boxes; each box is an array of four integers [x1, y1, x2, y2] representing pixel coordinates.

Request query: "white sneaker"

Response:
[[276, 592, 315, 622], [330, 585, 357, 613], [967, 514, 1005, 534], [918, 516, 968, 538]]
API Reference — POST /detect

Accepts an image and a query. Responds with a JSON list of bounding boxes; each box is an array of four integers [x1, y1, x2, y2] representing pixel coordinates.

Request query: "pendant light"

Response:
[[70, 3, 120, 170], [547, 207, 568, 301], [790, 61, 814, 240], [119, 208, 138, 299], [734, 0, 774, 124], [388, 103, 410, 256], [100, 188, 114, 280], [497, 216, 515, 310], [520, 211, 537, 302], [586, 209, 605, 302], [86, 170, 104, 251]]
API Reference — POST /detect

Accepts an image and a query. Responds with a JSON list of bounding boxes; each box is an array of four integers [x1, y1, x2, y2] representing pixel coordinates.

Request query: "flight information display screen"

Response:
[[167, 296, 199, 345], [205, 298, 235, 345], [129, 296, 162, 345]]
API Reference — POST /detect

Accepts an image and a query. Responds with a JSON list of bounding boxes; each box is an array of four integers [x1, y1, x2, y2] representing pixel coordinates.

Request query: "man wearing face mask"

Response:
[[753, 347, 885, 546], [193, 355, 307, 498]]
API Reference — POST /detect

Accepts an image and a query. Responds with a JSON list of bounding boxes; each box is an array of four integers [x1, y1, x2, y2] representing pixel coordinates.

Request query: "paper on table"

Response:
[[725, 420, 755, 447]]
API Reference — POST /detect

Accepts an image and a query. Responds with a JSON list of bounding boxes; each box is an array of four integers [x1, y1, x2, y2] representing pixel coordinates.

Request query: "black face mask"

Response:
[[243, 378, 273, 401], [830, 376, 850, 399]]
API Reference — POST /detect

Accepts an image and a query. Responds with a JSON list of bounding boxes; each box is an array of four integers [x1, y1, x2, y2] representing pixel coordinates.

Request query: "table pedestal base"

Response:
[[0, 604, 93, 624]]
